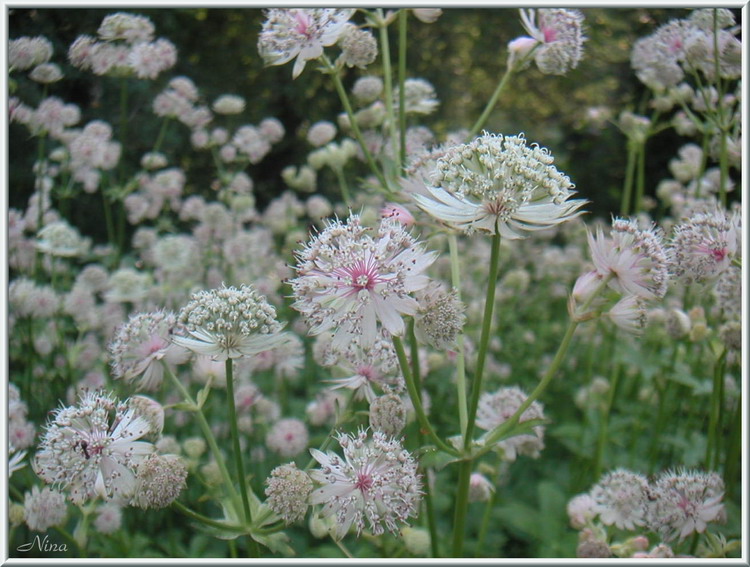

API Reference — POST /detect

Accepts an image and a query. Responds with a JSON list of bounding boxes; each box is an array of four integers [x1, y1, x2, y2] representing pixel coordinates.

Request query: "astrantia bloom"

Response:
[[647, 469, 725, 542], [411, 133, 585, 237], [34, 391, 155, 505], [587, 218, 669, 300], [258, 9, 355, 78], [290, 214, 436, 349], [475, 386, 545, 461], [326, 333, 404, 402], [668, 208, 739, 285], [109, 310, 190, 391], [590, 468, 649, 531], [173, 284, 288, 361], [518, 8, 586, 75], [309, 429, 421, 538]]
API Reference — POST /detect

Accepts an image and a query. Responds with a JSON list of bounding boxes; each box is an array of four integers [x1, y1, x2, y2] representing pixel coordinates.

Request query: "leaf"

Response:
[[196, 381, 212, 410], [164, 401, 197, 412], [418, 447, 461, 470]]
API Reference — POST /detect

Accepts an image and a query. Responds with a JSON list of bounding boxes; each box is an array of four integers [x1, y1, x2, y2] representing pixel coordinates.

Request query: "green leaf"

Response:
[[418, 447, 461, 470], [164, 401, 198, 412], [196, 381, 212, 410]]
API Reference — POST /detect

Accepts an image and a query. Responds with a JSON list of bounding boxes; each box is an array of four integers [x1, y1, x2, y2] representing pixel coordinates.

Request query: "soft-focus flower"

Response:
[[468, 473, 495, 502], [668, 208, 739, 285], [266, 418, 309, 458], [212, 94, 246, 115], [475, 386, 545, 461], [395, 78, 439, 115], [109, 310, 190, 391], [307, 121, 337, 147], [9, 36, 53, 71], [352, 75, 383, 104], [290, 214, 436, 348], [606, 294, 648, 334], [647, 469, 725, 542], [518, 9, 586, 75], [369, 394, 407, 437], [36, 220, 90, 257], [24, 486, 68, 532], [258, 9, 355, 78], [338, 24, 378, 69], [411, 133, 585, 237], [412, 9, 442, 24], [309, 429, 422, 538], [631, 19, 691, 91], [590, 468, 649, 531], [34, 391, 156, 505], [173, 284, 288, 361], [567, 493, 597, 529], [414, 282, 466, 349]]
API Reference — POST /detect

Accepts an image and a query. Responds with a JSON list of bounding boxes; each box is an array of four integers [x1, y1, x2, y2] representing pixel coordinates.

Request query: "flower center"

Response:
[[333, 254, 385, 296], [355, 470, 374, 492]]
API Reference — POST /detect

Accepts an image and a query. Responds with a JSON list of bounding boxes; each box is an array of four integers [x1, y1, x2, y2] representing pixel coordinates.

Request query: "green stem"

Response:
[[724, 392, 741, 499], [225, 360, 252, 523], [451, 460, 472, 557], [464, 230, 502, 449], [323, 56, 390, 192], [153, 117, 171, 154], [633, 142, 646, 214], [392, 335, 458, 456], [423, 471, 439, 557], [171, 500, 246, 532], [448, 233, 468, 437], [54, 525, 85, 557], [475, 478, 499, 557], [377, 9, 399, 176], [594, 359, 621, 479], [705, 348, 727, 470], [620, 140, 638, 216], [466, 53, 525, 140], [333, 166, 352, 206], [398, 9, 408, 171], [225, 359, 261, 559], [481, 318, 579, 453], [162, 362, 241, 510]]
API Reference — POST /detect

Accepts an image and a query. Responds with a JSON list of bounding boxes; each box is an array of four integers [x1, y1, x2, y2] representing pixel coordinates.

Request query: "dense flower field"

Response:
[[5, 7, 744, 561]]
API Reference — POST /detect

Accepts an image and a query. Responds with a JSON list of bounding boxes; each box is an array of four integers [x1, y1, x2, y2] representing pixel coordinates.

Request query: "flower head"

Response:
[[109, 310, 190, 391], [173, 284, 287, 361], [590, 468, 649, 531], [34, 391, 156, 505], [309, 429, 421, 538], [258, 9, 355, 78], [24, 486, 68, 532], [668, 208, 739, 285], [411, 133, 585, 237], [587, 218, 669, 300], [476, 386, 545, 461], [518, 9, 586, 75], [265, 463, 313, 524], [290, 214, 436, 348], [131, 453, 188, 509]]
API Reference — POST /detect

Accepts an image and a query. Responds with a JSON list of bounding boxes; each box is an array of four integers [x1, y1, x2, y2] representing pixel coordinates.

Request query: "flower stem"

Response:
[[633, 142, 646, 214], [334, 166, 352, 206], [448, 233, 469, 437], [225, 360, 252, 523], [466, 58, 520, 140], [464, 230, 502, 449], [620, 140, 638, 216], [377, 9, 400, 176], [594, 357, 621, 479], [171, 500, 246, 532], [323, 56, 390, 193], [392, 335, 458, 456], [398, 9, 408, 171], [451, 459, 472, 557], [162, 362, 241, 512], [705, 347, 727, 470]]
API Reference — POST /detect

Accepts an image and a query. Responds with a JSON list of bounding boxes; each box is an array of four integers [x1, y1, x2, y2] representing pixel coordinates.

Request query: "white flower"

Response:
[[174, 284, 288, 361], [290, 214, 436, 349], [309, 429, 421, 538], [668, 207, 739, 285], [109, 310, 190, 391], [590, 468, 649, 531], [412, 133, 585, 237], [258, 9, 355, 79], [587, 218, 669, 300], [34, 391, 155, 505], [647, 469, 725, 542], [519, 9, 586, 75]]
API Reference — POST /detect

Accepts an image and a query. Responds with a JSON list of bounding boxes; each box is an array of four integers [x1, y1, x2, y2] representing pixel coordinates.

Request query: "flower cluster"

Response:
[[572, 468, 726, 544], [514, 9, 587, 75]]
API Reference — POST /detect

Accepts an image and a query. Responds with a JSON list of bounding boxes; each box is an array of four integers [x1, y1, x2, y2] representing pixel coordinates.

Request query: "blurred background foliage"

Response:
[[9, 6, 723, 230]]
